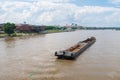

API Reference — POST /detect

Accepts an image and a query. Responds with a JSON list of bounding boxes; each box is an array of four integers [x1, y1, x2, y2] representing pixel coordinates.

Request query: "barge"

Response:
[[55, 37, 96, 59]]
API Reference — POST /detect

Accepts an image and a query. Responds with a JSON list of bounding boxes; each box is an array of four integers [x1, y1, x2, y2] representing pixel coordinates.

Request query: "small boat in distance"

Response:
[[55, 37, 96, 60]]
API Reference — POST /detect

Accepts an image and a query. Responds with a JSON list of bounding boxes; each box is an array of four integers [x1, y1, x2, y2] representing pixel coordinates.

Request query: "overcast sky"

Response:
[[0, 0, 120, 27]]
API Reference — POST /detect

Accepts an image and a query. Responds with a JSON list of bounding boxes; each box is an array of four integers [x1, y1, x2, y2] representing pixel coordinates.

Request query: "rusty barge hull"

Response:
[[55, 37, 96, 60]]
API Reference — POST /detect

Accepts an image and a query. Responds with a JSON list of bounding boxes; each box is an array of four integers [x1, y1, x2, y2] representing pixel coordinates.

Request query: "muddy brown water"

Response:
[[0, 30, 120, 80]]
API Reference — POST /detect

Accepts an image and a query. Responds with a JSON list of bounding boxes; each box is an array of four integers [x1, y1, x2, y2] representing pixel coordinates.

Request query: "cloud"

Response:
[[0, 0, 70, 3], [110, 0, 120, 3], [0, 0, 120, 27], [74, 6, 120, 27], [109, 0, 120, 5]]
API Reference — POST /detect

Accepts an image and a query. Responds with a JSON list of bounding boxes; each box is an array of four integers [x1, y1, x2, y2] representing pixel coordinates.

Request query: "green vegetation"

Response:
[[45, 26, 67, 33], [46, 30, 64, 33], [0, 24, 77, 38], [0, 33, 7, 37], [3, 22, 16, 36], [45, 26, 59, 30], [71, 27, 77, 30], [45, 26, 67, 31]]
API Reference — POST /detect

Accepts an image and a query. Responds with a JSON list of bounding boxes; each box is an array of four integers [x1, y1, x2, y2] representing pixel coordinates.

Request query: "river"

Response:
[[0, 30, 120, 80]]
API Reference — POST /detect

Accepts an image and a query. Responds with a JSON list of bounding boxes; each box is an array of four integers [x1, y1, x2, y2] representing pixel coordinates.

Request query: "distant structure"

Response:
[[65, 24, 72, 31], [71, 23, 77, 27], [32, 25, 45, 32], [16, 24, 32, 32], [16, 24, 45, 33], [77, 26, 84, 29], [24, 21, 26, 24]]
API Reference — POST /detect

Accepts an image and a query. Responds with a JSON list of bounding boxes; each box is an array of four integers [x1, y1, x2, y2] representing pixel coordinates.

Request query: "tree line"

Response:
[[2, 22, 79, 36]]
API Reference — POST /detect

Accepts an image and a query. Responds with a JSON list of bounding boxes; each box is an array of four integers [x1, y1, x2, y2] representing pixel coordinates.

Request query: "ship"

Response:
[[55, 37, 96, 60]]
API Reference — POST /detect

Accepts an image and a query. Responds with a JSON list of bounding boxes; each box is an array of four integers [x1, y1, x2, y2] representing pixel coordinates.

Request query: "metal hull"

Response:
[[55, 37, 96, 60]]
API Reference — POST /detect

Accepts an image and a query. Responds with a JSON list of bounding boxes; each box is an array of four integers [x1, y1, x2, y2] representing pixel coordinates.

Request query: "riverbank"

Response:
[[0, 34, 7, 38], [0, 29, 68, 38], [46, 29, 67, 33]]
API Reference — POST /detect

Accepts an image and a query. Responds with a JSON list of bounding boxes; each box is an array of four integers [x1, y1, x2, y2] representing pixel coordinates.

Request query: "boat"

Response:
[[55, 37, 96, 60]]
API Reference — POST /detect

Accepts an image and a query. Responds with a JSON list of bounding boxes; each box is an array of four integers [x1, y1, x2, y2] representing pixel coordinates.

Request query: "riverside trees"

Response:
[[3, 22, 16, 36]]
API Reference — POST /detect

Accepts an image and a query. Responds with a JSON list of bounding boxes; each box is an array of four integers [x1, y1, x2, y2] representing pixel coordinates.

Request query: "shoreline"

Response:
[[0, 29, 116, 38], [0, 30, 69, 38]]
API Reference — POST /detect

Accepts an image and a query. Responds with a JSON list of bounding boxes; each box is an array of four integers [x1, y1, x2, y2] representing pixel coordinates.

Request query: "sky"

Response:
[[0, 0, 120, 27]]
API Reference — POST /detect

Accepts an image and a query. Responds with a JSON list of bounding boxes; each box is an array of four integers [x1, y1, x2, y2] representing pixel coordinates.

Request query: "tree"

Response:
[[45, 26, 58, 30], [72, 27, 77, 30], [3, 22, 16, 36]]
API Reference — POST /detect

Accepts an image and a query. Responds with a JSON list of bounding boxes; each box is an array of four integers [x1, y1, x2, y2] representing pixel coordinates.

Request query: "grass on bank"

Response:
[[0, 33, 7, 36], [0, 32, 45, 38], [0, 33, 28, 37], [0, 30, 66, 38]]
